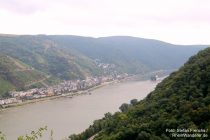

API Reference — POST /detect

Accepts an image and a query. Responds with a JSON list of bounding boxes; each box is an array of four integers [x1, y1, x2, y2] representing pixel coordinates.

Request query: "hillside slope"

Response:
[[50, 35, 207, 73], [0, 35, 104, 97], [0, 35, 206, 76], [0, 54, 46, 97], [0, 35, 101, 80], [0, 34, 207, 97], [69, 47, 210, 140]]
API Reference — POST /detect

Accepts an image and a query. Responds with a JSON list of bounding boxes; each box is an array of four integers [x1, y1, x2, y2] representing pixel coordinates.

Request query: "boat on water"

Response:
[[151, 75, 159, 81]]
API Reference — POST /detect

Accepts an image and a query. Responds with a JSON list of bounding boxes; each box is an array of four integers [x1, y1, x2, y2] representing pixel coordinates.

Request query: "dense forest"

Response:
[[69, 47, 210, 140]]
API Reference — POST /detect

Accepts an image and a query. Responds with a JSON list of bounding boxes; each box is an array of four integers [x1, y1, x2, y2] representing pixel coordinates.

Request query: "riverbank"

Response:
[[0, 70, 169, 111], [0, 80, 120, 111], [0, 76, 163, 140]]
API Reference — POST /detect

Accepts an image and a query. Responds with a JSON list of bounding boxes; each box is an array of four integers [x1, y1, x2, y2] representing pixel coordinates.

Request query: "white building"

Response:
[[0, 100, 5, 105]]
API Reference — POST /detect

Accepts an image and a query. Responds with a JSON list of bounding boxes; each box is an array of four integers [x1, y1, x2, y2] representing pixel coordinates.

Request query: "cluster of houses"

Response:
[[0, 74, 128, 106], [0, 98, 21, 106], [94, 59, 118, 74]]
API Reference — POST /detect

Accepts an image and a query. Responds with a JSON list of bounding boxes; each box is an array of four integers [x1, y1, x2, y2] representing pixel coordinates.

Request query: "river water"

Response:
[[0, 80, 160, 140]]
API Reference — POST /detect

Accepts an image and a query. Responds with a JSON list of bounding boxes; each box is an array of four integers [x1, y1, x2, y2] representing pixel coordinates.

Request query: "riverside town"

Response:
[[0, 74, 128, 108]]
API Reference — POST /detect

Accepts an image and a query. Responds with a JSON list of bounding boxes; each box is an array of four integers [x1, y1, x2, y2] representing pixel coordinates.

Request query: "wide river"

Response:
[[0, 80, 160, 139]]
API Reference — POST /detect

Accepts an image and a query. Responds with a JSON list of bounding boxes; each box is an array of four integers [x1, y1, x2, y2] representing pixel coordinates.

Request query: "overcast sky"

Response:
[[0, 0, 209, 44]]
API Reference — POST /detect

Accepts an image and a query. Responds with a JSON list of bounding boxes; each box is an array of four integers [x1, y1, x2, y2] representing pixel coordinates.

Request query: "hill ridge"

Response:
[[0, 35, 208, 97]]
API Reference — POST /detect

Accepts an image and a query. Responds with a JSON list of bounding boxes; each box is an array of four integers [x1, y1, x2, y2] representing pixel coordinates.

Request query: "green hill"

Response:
[[0, 34, 207, 97], [0, 54, 47, 97], [0, 35, 101, 79], [69, 47, 210, 140], [50, 35, 207, 73], [0, 35, 206, 76], [0, 35, 103, 96]]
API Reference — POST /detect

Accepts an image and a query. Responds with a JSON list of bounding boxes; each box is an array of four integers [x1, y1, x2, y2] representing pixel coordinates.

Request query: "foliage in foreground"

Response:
[[1, 127, 47, 140], [69, 48, 210, 140], [17, 126, 47, 140]]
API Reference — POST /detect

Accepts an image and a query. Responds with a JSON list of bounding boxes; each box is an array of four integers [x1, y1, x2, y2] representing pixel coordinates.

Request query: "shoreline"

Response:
[[0, 75, 165, 140], [0, 72, 168, 111], [0, 80, 120, 111]]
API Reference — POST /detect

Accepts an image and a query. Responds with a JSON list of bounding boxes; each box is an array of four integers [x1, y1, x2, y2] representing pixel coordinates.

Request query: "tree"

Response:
[[104, 112, 112, 119], [119, 103, 129, 112], [130, 99, 138, 105], [137, 131, 150, 140], [0, 132, 5, 140], [17, 126, 47, 140]]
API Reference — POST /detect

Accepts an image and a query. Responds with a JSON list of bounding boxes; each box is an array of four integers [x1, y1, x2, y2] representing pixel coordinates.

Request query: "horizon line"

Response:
[[0, 33, 209, 46]]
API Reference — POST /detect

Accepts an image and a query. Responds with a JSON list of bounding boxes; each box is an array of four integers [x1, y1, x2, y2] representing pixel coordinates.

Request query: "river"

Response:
[[0, 79, 161, 140]]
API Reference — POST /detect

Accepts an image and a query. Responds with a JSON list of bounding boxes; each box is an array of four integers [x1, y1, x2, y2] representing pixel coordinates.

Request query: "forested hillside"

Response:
[[0, 35, 102, 97], [50, 35, 206, 72], [69, 47, 210, 140], [0, 34, 207, 97], [0, 54, 46, 97]]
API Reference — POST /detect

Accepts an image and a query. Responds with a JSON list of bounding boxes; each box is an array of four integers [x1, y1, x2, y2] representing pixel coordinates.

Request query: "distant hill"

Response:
[[0, 35, 102, 97], [0, 34, 208, 97], [69, 47, 210, 140], [50, 35, 207, 73]]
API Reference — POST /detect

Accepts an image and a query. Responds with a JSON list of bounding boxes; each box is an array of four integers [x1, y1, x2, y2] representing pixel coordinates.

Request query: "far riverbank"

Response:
[[0, 69, 171, 111], [0, 79, 120, 111], [0, 78, 162, 140]]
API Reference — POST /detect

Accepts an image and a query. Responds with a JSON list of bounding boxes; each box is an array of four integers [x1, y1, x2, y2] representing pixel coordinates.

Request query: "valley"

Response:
[[0, 35, 207, 98]]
